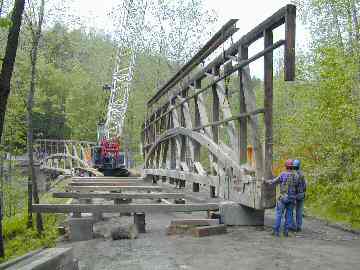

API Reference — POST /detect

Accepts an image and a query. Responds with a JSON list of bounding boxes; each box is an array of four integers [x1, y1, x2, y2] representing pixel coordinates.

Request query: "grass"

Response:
[[0, 176, 71, 263]]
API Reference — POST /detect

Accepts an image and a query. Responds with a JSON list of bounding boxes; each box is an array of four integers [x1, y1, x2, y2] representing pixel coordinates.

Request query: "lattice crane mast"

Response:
[[93, 0, 145, 176]]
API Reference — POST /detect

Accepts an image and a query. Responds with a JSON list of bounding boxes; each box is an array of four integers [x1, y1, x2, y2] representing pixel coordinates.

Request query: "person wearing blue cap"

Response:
[[292, 159, 306, 232]]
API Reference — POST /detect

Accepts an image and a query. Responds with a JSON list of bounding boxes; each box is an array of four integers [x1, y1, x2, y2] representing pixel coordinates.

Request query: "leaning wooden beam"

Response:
[[145, 5, 295, 121], [32, 203, 220, 213], [147, 19, 239, 106], [144, 40, 285, 128], [68, 186, 163, 192], [53, 192, 185, 200], [185, 5, 294, 86]]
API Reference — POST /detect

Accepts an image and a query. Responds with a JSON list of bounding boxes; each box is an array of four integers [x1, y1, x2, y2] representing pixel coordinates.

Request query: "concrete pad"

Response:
[[68, 217, 94, 242], [191, 225, 227, 237], [0, 247, 78, 270], [219, 202, 264, 226]]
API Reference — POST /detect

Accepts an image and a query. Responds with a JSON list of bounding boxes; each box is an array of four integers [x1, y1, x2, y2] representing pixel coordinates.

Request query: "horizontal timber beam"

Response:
[[192, 109, 265, 131], [144, 169, 218, 187], [148, 19, 239, 107], [72, 177, 143, 181], [68, 186, 163, 192], [53, 192, 185, 200], [35, 139, 96, 145], [32, 203, 220, 213], [69, 182, 144, 186]]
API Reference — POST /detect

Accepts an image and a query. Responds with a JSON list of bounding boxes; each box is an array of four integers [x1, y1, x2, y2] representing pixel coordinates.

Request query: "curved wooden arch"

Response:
[[145, 127, 241, 172]]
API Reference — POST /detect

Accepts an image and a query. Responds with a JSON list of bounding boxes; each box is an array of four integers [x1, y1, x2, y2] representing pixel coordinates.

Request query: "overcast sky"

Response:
[[69, 0, 310, 77]]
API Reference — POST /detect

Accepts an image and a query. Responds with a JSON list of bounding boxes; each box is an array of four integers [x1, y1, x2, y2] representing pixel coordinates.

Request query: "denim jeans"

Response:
[[295, 199, 304, 229], [274, 200, 294, 234]]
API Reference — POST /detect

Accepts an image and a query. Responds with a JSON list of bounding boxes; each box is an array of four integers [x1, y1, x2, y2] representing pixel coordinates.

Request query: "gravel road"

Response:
[[58, 209, 360, 270]]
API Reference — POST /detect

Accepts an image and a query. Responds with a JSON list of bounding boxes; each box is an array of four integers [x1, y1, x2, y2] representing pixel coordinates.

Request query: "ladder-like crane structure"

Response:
[[94, 0, 146, 176]]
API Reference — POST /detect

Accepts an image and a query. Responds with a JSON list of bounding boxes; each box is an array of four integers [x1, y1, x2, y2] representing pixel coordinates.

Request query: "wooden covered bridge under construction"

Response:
[[31, 4, 297, 235]]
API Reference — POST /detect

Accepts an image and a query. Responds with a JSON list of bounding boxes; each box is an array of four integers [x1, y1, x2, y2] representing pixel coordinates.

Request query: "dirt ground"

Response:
[[57, 183, 360, 270]]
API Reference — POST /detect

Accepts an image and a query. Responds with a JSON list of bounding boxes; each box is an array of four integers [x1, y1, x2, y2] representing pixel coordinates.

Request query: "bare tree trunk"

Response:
[[352, 0, 360, 42], [0, 0, 25, 258], [27, 42, 43, 233], [345, 4, 354, 53], [0, 0, 25, 143], [27, 0, 45, 235], [329, 2, 345, 49]]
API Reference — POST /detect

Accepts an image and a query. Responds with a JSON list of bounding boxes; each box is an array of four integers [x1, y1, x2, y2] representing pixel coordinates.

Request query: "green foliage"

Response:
[[0, 213, 63, 263], [0, 177, 69, 263], [0, 18, 11, 29], [273, 44, 360, 228]]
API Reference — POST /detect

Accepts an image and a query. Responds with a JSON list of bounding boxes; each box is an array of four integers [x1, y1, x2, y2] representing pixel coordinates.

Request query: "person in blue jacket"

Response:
[[292, 159, 306, 232], [266, 159, 297, 237]]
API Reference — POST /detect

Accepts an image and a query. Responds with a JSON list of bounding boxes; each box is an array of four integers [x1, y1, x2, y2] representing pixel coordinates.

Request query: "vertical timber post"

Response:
[[238, 45, 248, 165], [211, 67, 220, 198], [170, 99, 176, 184], [285, 5, 296, 81], [263, 28, 275, 207], [193, 80, 201, 192]]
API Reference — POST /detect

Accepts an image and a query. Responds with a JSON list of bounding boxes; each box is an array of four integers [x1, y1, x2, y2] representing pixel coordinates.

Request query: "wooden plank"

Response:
[[191, 225, 227, 237], [69, 182, 144, 186], [72, 177, 143, 181], [71, 176, 143, 181], [285, 5, 296, 81], [170, 219, 219, 226], [53, 192, 185, 200], [69, 186, 163, 192], [32, 203, 220, 213], [170, 106, 183, 170]]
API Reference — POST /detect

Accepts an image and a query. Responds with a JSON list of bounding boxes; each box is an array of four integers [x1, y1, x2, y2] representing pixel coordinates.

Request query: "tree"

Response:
[[295, 0, 360, 50], [0, 0, 25, 258], [0, 0, 25, 143], [24, 0, 45, 233]]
